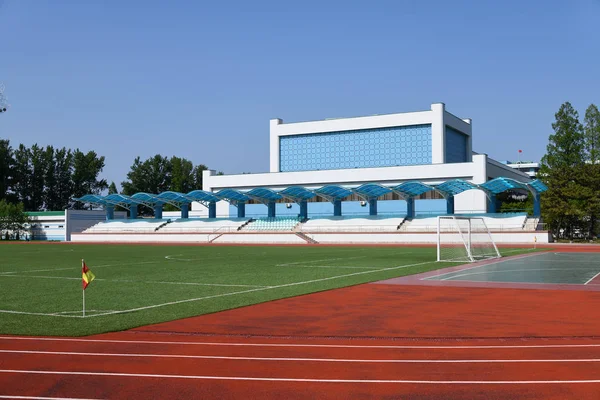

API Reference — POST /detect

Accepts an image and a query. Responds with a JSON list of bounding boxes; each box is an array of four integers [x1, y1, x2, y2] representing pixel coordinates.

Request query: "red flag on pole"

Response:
[[518, 150, 522, 153]]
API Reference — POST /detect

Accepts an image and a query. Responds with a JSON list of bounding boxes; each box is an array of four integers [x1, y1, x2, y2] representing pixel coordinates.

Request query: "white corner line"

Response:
[[585, 271, 600, 285]]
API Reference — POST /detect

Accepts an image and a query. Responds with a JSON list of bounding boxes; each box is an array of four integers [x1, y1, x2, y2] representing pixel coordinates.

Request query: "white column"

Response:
[[270, 118, 283, 172], [431, 103, 445, 164]]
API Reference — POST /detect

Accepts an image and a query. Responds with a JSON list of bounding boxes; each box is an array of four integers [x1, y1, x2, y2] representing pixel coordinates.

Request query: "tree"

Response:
[[583, 104, 600, 237], [11, 144, 32, 210], [539, 102, 586, 239], [0, 139, 12, 201], [170, 156, 195, 193], [72, 150, 108, 209], [29, 144, 46, 211], [0, 200, 29, 240], [584, 104, 600, 164], [192, 164, 208, 190], [108, 181, 118, 195], [121, 154, 172, 195], [53, 147, 74, 211]]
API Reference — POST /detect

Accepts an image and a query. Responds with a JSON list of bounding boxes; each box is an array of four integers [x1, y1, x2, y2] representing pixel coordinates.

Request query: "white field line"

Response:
[[3, 349, 600, 363], [422, 252, 545, 281], [0, 396, 102, 400], [585, 271, 600, 285], [81, 260, 435, 318], [2, 369, 600, 384], [0, 260, 434, 318], [0, 261, 158, 275], [277, 257, 366, 267], [438, 268, 600, 282], [0, 275, 268, 288], [280, 265, 379, 270], [0, 310, 83, 318], [3, 336, 600, 350]]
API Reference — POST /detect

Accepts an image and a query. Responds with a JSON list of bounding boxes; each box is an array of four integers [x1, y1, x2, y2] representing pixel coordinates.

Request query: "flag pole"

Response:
[[82, 259, 85, 318]]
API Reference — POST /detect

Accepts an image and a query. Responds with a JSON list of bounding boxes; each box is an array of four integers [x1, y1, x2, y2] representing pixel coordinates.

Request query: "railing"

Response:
[[398, 224, 548, 232]]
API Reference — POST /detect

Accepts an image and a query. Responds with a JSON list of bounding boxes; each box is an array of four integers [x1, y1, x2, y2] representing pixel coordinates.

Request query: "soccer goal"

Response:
[[436, 216, 501, 262]]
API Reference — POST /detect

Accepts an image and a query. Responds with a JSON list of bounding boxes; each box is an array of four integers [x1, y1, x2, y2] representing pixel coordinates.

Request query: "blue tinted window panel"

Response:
[[279, 124, 432, 172], [445, 127, 468, 163]]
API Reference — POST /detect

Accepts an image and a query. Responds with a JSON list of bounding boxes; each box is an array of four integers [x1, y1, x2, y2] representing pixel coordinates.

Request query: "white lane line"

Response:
[[2, 369, 600, 384], [3, 336, 600, 350], [81, 260, 435, 318], [0, 396, 103, 400], [585, 271, 600, 285], [2, 349, 600, 363]]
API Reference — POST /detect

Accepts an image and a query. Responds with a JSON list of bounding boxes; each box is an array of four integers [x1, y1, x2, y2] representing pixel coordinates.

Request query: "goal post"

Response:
[[436, 216, 501, 262]]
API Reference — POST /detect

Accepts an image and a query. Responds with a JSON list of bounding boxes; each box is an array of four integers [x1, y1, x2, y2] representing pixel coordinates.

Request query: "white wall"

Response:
[[269, 103, 472, 172], [65, 210, 126, 241]]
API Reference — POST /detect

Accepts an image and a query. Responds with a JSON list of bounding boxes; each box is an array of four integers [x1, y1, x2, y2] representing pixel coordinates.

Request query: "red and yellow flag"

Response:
[[82, 260, 95, 290]]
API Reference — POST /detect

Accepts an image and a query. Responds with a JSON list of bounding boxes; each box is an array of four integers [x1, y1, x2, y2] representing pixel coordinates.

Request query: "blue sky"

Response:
[[1, 0, 599, 188]]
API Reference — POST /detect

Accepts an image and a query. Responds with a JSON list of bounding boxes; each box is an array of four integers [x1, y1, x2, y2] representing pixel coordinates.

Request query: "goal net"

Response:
[[436, 216, 501, 262]]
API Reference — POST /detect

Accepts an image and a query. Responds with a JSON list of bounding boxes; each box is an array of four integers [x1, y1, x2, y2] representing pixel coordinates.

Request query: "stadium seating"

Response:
[[243, 217, 300, 231], [83, 219, 170, 233], [157, 218, 249, 233], [300, 215, 406, 232], [398, 213, 528, 232]]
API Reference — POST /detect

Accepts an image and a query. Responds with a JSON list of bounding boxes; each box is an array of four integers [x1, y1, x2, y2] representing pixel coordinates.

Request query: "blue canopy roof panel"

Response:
[[246, 188, 283, 202], [353, 183, 392, 199], [480, 177, 529, 194], [215, 189, 250, 203], [104, 194, 141, 207], [156, 191, 192, 206], [186, 190, 221, 203], [314, 185, 353, 201], [436, 179, 478, 197], [528, 179, 548, 194], [131, 192, 164, 206], [279, 186, 317, 201], [74, 194, 109, 206], [391, 181, 435, 198]]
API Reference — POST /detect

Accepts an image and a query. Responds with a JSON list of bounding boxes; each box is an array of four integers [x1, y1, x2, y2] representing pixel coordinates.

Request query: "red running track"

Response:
[[3, 248, 600, 399]]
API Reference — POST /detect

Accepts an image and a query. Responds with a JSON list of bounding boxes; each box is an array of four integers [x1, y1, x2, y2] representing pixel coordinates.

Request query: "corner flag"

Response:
[[82, 260, 95, 290]]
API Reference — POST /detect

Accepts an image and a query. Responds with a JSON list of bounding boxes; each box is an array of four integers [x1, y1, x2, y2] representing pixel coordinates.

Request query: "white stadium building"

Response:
[[72, 103, 549, 245]]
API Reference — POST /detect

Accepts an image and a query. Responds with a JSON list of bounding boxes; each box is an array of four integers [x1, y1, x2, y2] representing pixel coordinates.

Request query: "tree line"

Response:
[[0, 138, 221, 213], [540, 102, 600, 240], [0, 139, 107, 211]]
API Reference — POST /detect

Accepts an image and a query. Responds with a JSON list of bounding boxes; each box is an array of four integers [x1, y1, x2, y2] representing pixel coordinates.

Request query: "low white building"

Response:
[[198, 103, 531, 218]]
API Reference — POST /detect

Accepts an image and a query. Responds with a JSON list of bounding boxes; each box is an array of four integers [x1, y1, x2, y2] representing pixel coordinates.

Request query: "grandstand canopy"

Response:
[[246, 188, 283, 203], [436, 179, 479, 197], [353, 183, 392, 199], [480, 177, 529, 194], [73, 194, 109, 207], [186, 190, 220, 203], [215, 189, 250, 203], [156, 191, 192, 207], [131, 192, 165, 207], [279, 186, 317, 202], [391, 181, 435, 198], [103, 194, 142, 209], [314, 185, 353, 201], [528, 179, 548, 194]]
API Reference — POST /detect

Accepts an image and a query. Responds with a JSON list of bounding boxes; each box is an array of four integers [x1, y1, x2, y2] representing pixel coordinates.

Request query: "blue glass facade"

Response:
[[445, 126, 468, 163], [279, 125, 432, 172]]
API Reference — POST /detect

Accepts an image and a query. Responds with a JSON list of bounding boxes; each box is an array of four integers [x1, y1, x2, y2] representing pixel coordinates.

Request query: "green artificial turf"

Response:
[[0, 243, 540, 336]]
